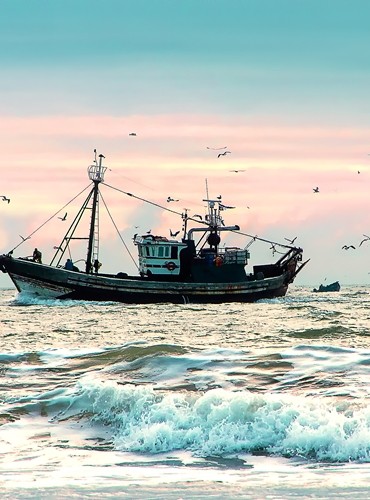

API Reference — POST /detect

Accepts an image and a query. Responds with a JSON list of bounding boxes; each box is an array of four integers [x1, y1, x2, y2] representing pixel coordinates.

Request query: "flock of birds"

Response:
[[342, 235, 370, 250], [2, 139, 369, 261]]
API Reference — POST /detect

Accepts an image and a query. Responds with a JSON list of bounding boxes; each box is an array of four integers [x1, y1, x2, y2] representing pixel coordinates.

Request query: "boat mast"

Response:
[[85, 151, 107, 273]]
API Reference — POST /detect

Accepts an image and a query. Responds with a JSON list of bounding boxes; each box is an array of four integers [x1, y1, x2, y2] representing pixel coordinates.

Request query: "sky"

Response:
[[1, 0, 370, 288]]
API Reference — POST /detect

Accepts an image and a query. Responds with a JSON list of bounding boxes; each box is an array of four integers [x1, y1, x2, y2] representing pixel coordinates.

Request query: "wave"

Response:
[[45, 379, 370, 463], [11, 293, 121, 307]]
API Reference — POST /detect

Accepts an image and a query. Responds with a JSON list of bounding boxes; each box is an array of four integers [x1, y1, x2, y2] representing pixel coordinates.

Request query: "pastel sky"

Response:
[[1, 0, 370, 288]]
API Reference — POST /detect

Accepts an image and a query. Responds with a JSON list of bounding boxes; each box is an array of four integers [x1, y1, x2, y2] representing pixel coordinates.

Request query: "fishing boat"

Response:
[[313, 281, 340, 293], [0, 151, 309, 303]]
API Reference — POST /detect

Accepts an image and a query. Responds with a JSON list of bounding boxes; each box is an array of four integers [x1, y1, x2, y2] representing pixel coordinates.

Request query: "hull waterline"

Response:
[[1, 256, 291, 304]]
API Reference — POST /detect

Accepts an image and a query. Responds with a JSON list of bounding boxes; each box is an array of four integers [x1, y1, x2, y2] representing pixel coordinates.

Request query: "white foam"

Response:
[[60, 379, 370, 462]]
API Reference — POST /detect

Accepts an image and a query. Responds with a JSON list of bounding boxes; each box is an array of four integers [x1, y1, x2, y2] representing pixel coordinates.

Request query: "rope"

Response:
[[99, 191, 139, 271], [103, 182, 296, 250], [9, 184, 92, 253], [102, 183, 211, 226]]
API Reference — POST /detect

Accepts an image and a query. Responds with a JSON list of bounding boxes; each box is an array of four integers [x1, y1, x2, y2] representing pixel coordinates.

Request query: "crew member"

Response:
[[32, 248, 42, 263], [64, 258, 74, 270], [93, 259, 102, 274]]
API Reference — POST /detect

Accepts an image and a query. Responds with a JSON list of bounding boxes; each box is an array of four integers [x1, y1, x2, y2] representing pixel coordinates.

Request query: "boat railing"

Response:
[[218, 247, 250, 265], [88, 163, 107, 183]]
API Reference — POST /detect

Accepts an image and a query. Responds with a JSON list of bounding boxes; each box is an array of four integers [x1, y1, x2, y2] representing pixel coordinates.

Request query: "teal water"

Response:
[[1, 286, 370, 499]]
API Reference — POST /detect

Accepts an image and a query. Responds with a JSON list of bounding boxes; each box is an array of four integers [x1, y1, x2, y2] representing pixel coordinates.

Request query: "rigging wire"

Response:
[[8, 176, 297, 262], [99, 190, 139, 271], [103, 182, 298, 251], [9, 184, 92, 253], [102, 183, 183, 215]]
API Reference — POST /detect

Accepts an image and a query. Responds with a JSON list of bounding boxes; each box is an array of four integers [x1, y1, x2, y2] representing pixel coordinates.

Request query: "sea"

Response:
[[0, 285, 369, 499]]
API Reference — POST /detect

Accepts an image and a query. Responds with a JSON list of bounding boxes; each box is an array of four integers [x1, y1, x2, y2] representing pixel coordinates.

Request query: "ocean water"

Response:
[[0, 285, 370, 499]]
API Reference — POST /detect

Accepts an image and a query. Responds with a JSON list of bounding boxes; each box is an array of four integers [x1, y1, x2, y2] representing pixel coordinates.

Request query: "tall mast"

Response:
[[85, 151, 107, 273]]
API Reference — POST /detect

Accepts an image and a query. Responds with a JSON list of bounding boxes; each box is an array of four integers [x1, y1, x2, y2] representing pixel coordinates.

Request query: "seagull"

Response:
[[359, 234, 370, 246], [129, 132, 137, 136], [1, 195, 10, 203], [229, 170, 245, 173], [284, 237, 297, 245], [313, 187, 319, 193], [207, 146, 227, 150], [342, 245, 356, 250], [167, 196, 179, 203], [58, 212, 67, 221], [170, 230, 180, 237], [218, 151, 231, 158], [19, 235, 30, 242]]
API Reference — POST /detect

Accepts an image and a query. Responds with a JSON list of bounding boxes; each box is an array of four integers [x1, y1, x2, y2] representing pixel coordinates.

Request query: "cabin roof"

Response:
[[135, 235, 185, 246]]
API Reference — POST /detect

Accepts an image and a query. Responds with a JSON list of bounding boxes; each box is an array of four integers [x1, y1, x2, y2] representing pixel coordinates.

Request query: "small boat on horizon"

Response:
[[0, 151, 309, 303], [313, 281, 341, 293]]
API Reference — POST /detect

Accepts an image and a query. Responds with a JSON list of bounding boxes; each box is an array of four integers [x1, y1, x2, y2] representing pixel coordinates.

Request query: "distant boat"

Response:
[[313, 281, 340, 293], [0, 151, 309, 304]]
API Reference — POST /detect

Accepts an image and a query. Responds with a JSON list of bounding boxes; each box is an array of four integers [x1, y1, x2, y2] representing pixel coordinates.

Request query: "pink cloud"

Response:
[[1, 113, 370, 285]]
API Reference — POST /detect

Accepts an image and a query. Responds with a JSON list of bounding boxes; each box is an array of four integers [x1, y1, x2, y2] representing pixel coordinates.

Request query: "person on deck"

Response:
[[64, 258, 74, 270], [93, 259, 102, 274], [32, 248, 42, 263]]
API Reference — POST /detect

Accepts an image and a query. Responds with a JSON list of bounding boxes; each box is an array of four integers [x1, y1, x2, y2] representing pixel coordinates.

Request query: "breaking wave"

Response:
[[48, 379, 370, 463]]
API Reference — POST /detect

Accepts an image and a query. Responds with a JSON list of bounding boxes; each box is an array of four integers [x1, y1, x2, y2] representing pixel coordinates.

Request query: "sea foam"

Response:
[[57, 378, 370, 462]]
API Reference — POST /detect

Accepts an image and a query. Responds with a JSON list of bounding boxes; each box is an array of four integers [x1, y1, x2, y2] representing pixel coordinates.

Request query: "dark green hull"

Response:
[[0, 252, 307, 304]]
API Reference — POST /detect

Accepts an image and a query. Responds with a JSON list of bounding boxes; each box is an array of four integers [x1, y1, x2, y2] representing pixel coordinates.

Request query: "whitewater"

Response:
[[1, 285, 369, 499]]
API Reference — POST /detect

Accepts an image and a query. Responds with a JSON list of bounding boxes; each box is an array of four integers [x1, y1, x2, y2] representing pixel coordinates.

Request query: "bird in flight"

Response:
[[129, 132, 137, 136], [342, 245, 356, 250], [19, 235, 30, 242], [359, 234, 370, 246], [284, 237, 297, 245], [229, 170, 245, 173], [58, 212, 67, 221], [206, 146, 227, 150], [167, 196, 179, 203], [1, 195, 10, 203], [218, 151, 231, 158], [170, 229, 180, 237], [313, 187, 319, 193]]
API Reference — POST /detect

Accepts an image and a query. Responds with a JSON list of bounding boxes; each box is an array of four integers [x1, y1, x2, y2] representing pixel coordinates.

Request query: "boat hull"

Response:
[[1, 256, 290, 304], [313, 281, 340, 293]]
